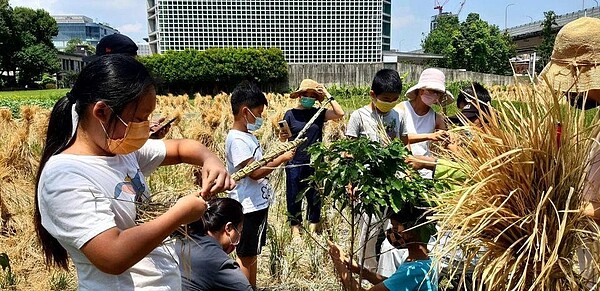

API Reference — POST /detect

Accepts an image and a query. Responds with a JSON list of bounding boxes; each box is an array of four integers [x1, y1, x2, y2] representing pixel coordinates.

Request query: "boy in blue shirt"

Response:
[[329, 204, 437, 291]]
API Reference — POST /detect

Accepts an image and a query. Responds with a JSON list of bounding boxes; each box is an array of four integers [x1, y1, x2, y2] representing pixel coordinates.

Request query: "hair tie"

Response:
[[66, 92, 76, 103]]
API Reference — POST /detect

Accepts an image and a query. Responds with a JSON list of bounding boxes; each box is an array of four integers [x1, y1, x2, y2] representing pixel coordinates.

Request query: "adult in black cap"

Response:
[[83, 34, 138, 62]]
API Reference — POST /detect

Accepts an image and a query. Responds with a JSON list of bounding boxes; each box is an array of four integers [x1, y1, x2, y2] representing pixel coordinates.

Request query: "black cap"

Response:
[[448, 100, 491, 125], [83, 34, 138, 62], [96, 34, 138, 56]]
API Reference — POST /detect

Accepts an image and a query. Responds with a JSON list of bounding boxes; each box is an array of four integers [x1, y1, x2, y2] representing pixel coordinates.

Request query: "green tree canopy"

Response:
[[0, 1, 59, 87], [422, 13, 516, 75], [537, 11, 558, 72], [64, 37, 96, 55]]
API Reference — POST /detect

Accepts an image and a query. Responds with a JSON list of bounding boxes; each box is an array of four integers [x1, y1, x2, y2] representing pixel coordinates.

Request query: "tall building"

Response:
[[52, 15, 119, 50], [136, 43, 153, 56], [147, 0, 392, 63]]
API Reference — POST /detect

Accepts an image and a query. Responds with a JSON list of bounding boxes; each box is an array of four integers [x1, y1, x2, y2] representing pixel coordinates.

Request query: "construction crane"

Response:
[[457, 0, 467, 16], [434, 0, 450, 14]]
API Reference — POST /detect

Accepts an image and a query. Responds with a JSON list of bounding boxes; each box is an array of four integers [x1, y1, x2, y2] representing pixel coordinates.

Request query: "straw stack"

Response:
[[431, 87, 600, 290]]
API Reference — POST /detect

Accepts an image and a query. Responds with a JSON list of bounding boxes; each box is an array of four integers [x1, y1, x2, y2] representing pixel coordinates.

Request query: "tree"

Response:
[[0, 2, 59, 87], [0, 0, 18, 87], [422, 13, 516, 75], [64, 37, 95, 55], [537, 11, 558, 72]]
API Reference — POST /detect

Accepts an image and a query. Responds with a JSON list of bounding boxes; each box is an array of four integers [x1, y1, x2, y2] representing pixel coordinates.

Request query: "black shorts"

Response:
[[236, 208, 269, 257]]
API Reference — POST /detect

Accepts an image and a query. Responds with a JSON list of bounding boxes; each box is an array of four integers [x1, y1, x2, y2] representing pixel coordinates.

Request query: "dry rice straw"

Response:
[[430, 85, 600, 290]]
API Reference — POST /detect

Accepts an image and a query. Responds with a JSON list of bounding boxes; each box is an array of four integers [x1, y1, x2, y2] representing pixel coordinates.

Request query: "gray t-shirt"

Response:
[[345, 105, 403, 142], [176, 233, 253, 291]]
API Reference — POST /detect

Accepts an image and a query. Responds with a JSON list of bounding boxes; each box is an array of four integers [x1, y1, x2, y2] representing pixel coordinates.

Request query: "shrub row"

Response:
[[138, 47, 288, 95]]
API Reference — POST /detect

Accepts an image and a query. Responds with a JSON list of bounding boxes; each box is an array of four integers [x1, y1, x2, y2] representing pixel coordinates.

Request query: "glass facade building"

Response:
[[52, 15, 120, 50], [147, 0, 391, 63]]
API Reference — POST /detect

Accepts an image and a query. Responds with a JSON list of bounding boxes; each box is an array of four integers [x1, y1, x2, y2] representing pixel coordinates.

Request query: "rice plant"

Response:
[[431, 86, 600, 290]]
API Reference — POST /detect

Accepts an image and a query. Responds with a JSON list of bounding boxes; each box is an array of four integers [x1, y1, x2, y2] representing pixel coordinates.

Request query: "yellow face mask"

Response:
[[101, 115, 150, 155], [372, 98, 398, 113]]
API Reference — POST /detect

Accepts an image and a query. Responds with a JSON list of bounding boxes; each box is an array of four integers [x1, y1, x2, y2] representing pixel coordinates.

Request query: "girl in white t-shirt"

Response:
[[34, 54, 235, 290]]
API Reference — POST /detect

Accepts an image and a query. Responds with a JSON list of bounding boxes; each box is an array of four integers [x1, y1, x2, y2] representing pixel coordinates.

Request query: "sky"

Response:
[[8, 0, 596, 50]]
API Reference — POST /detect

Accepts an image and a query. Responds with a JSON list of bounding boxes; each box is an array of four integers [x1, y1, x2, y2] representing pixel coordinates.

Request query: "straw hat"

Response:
[[290, 79, 321, 99], [405, 68, 454, 106], [539, 17, 600, 93]]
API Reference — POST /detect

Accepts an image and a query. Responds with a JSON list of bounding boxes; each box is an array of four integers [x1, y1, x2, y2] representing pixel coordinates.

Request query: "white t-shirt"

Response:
[[37, 140, 181, 290], [225, 129, 272, 213], [345, 105, 403, 142], [398, 101, 436, 179]]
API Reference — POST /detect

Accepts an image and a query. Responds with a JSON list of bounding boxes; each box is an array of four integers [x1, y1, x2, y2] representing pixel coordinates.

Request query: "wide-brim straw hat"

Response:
[[290, 79, 320, 99], [539, 17, 600, 93], [405, 68, 454, 106]]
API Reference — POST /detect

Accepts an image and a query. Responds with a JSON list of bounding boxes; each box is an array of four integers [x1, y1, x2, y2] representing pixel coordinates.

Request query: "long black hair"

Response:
[[34, 54, 156, 269], [188, 198, 244, 236]]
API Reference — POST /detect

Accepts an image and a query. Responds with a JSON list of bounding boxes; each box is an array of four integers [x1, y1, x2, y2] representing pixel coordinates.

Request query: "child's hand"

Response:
[[327, 240, 360, 273], [316, 84, 330, 102], [280, 149, 295, 162], [405, 155, 436, 171], [428, 130, 449, 142], [199, 156, 236, 198], [149, 117, 171, 139], [171, 194, 208, 225]]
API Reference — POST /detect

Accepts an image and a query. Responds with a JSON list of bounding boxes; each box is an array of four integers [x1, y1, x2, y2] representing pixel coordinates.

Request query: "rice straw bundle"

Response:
[[431, 87, 600, 290], [231, 138, 306, 181]]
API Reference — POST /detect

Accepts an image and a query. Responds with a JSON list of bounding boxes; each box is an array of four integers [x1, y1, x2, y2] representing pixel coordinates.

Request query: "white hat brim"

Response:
[[405, 81, 453, 106]]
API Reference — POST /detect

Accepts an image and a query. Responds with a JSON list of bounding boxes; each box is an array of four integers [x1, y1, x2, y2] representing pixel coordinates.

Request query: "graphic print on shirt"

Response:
[[383, 118, 398, 138], [260, 177, 273, 201], [113, 169, 148, 203]]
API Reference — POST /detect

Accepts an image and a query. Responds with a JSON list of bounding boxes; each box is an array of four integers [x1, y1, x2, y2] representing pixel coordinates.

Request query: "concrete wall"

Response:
[[288, 63, 385, 88], [287, 62, 514, 88]]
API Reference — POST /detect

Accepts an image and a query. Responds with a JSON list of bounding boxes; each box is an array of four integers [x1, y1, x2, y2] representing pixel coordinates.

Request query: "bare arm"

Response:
[[239, 151, 294, 181], [405, 155, 437, 171], [80, 194, 207, 275], [406, 131, 448, 144], [161, 139, 234, 197], [435, 112, 447, 130], [325, 100, 345, 121]]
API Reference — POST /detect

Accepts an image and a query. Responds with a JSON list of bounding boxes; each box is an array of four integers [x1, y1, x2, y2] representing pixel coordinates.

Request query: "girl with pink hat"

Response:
[[396, 68, 453, 179]]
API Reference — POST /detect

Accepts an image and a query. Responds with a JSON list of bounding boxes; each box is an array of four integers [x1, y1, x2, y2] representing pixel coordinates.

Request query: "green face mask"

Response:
[[300, 97, 316, 108]]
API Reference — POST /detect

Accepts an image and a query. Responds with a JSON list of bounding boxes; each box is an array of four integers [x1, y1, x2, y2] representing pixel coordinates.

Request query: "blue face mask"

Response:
[[245, 108, 264, 131], [300, 97, 316, 108]]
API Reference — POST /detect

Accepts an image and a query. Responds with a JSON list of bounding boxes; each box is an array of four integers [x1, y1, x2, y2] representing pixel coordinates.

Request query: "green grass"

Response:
[[0, 89, 69, 100], [0, 89, 69, 116]]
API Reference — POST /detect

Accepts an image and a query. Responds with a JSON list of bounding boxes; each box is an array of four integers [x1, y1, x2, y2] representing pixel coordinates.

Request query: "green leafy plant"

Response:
[[0, 252, 16, 289], [306, 138, 436, 217], [305, 137, 442, 287], [49, 270, 76, 291]]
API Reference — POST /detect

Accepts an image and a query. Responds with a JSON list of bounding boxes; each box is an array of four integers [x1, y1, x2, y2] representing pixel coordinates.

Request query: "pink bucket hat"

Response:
[[405, 68, 454, 106]]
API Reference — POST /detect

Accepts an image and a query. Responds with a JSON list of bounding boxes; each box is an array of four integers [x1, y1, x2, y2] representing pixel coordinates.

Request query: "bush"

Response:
[[139, 47, 288, 95]]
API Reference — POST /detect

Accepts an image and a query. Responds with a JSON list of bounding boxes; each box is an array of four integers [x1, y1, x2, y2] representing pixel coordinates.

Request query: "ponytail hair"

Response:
[[34, 54, 156, 269], [188, 198, 244, 236]]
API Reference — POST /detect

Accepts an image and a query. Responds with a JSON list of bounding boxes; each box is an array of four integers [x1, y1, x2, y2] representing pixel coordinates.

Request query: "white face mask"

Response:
[[245, 108, 264, 131]]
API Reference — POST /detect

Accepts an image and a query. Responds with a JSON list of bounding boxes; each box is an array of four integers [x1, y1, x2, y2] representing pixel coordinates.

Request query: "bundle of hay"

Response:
[[431, 88, 600, 290]]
